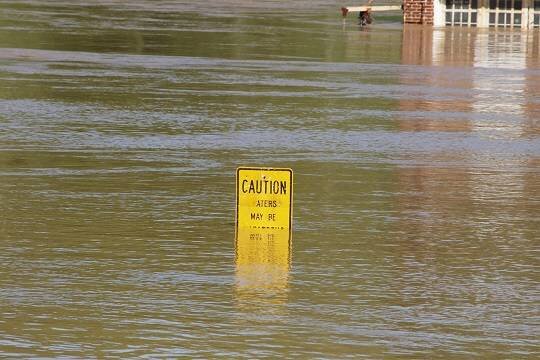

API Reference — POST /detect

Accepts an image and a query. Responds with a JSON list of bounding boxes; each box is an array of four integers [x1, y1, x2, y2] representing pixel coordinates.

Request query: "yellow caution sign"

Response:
[[236, 167, 293, 234]]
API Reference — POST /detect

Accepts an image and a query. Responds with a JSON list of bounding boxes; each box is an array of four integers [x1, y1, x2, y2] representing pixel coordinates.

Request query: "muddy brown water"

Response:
[[0, 1, 539, 358]]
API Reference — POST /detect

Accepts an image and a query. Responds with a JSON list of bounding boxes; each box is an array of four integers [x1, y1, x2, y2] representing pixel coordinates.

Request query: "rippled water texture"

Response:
[[0, 1, 539, 358]]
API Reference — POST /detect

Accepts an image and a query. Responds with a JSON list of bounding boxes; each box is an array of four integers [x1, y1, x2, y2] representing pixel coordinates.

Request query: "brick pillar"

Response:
[[403, 0, 434, 25]]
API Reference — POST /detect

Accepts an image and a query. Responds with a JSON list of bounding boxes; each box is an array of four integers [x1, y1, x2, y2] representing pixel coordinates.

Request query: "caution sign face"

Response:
[[236, 167, 293, 233]]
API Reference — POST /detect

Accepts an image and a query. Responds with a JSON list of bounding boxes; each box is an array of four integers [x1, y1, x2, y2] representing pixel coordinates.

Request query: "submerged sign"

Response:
[[236, 167, 293, 233]]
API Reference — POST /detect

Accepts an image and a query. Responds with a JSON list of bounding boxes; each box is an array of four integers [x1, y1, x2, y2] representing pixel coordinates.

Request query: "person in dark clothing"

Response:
[[358, 9, 373, 26]]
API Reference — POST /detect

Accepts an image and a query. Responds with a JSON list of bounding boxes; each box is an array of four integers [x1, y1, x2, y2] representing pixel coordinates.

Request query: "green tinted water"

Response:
[[1, 1, 539, 358]]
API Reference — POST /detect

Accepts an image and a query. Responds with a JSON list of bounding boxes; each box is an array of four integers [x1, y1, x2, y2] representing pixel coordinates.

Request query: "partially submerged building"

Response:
[[403, 0, 540, 28]]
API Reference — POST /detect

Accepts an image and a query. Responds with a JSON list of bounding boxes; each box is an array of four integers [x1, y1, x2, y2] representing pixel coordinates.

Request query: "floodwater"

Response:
[[1, 0, 539, 358]]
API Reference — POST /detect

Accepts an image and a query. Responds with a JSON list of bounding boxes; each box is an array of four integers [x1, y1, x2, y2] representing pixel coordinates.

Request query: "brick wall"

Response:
[[403, 0, 434, 25]]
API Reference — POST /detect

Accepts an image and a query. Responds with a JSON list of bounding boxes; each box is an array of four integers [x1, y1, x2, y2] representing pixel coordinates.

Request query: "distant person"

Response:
[[358, 9, 373, 26], [358, 0, 374, 26]]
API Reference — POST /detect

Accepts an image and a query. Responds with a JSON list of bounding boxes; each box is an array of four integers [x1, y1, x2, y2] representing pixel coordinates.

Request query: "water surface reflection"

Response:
[[400, 25, 539, 138], [235, 228, 291, 311]]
